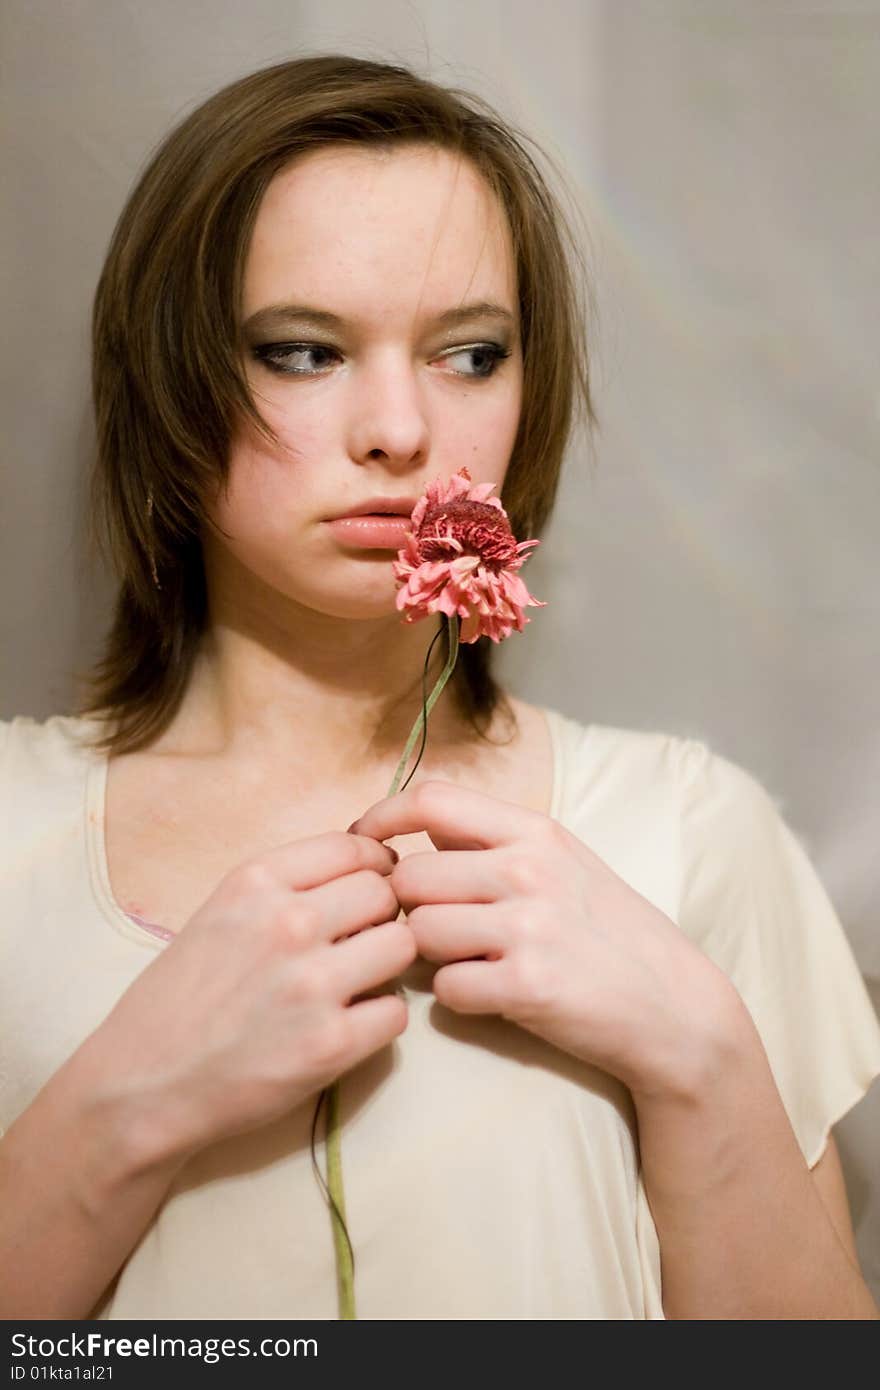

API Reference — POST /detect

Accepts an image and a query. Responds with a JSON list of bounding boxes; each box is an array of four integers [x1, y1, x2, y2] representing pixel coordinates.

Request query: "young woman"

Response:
[[2, 54, 879, 1321]]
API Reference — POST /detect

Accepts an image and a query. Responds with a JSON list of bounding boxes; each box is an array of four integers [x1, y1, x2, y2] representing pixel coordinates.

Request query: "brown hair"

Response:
[[73, 53, 599, 755]]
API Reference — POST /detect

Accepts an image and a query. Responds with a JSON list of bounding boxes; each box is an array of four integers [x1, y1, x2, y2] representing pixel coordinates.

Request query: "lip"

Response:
[[326, 515, 414, 549], [328, 496, 418, 520]]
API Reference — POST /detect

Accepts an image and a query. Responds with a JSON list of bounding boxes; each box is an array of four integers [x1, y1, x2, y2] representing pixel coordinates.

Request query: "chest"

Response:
[[102, 703, 555, 936]]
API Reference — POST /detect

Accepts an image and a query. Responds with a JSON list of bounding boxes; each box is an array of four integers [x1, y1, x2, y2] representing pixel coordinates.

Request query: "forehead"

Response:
[[242, 143, 517, 321]]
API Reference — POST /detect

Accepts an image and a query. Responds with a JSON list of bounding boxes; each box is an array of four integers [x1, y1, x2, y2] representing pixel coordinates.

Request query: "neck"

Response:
[[150, 612, 481, 783]]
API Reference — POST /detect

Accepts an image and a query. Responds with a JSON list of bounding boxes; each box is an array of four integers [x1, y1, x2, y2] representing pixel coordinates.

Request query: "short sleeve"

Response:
[[675, 739, 880, 1170]]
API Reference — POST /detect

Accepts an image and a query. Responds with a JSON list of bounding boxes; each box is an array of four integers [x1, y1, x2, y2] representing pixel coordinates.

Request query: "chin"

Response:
[[295, 579, 404, 622]]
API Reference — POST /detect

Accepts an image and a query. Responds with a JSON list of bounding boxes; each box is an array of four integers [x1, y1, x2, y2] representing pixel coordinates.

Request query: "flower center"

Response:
[[417, 498, 519, 567]]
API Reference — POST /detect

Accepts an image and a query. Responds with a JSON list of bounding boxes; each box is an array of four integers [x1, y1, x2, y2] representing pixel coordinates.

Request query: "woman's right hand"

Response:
[[77, 831, 413, 1168]]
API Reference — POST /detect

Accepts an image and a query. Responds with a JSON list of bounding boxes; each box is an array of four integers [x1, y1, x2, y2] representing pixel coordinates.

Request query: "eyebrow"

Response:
[[241, 300, 516, 335]]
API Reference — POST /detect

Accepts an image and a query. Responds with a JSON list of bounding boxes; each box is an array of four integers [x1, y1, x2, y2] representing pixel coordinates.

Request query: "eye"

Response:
[[252, 343, 341, 375], [437, 343, 512, 379], [251, 340, 512, 379]]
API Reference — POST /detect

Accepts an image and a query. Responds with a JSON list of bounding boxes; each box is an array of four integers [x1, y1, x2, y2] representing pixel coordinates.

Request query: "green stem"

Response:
[[325, 614, 461, 1320], [388, 614, 461, 796], [326, 1080, 355, 1319]]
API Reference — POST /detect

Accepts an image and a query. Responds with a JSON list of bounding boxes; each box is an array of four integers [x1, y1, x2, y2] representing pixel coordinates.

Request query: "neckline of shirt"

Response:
[[83, 704, 576, 951]]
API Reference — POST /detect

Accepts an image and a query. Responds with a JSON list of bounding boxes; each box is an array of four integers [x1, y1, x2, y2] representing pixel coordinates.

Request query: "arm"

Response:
[[631, 983, 880, 1320], [810, 1133, 863, 1270], [0, 1037, 188, 1320], [0, 831, 409, 1320], [348, 773, 880, 1317]]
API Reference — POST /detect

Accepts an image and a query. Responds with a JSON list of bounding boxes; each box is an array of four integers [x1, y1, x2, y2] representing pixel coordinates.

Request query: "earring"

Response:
[[146, 488, 162, 591]]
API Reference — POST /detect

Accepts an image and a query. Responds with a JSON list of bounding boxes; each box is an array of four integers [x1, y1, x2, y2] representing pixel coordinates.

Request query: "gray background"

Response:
[[2, 1, 879, 1301]]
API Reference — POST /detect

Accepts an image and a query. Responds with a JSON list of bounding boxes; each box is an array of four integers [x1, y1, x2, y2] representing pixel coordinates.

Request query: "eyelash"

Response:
[[251, 341, 512, 380]]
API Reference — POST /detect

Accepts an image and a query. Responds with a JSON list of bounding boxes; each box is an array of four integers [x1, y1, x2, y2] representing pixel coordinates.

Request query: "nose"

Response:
[[346, 348, 430, 472]]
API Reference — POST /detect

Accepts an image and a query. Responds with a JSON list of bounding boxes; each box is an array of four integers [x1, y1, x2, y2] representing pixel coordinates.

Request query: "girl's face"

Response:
[[203, 142, 523, 622]]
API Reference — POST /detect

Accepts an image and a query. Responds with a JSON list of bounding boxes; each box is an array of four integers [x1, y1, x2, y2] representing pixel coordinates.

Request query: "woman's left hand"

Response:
[[349, 779, 741, 1100]]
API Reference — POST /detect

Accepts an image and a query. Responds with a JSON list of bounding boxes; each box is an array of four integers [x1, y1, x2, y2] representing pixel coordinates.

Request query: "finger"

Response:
[[254, 831, 397, 892], [405, 903, 505, 963], [391, 847, 510, 909], [349, 779, 542, 852], [307, 868, 400, 941], [336, 993, 410, 1071], [432, 959, 510, 1015], [329, 920, 417, 1001]]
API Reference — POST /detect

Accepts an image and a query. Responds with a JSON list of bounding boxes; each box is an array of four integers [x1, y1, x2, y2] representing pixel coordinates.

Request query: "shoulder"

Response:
[[538, 705, 793, 879], [671, 736, 812, 886], [517, 705, 704, 915], [509, 700, 786, 847], [1, 712, 101, 774], [0, 713, 103, 846], [533, 702, 715, 800]]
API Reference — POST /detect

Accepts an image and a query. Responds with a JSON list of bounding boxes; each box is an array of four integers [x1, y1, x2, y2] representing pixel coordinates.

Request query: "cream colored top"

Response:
[[2, 708, 879, 1320]]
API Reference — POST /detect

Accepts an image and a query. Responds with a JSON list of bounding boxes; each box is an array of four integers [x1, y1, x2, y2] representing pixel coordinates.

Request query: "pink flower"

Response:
[[392, 466, 546, 643]]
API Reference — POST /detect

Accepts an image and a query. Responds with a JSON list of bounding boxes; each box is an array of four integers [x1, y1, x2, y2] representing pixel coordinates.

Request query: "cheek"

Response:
[[207, 436, 306, 545], [455, 378, 522, 479], [221, 392, 332, 510], [238, 357, 341, 449], [494, 385, 523, 453]]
